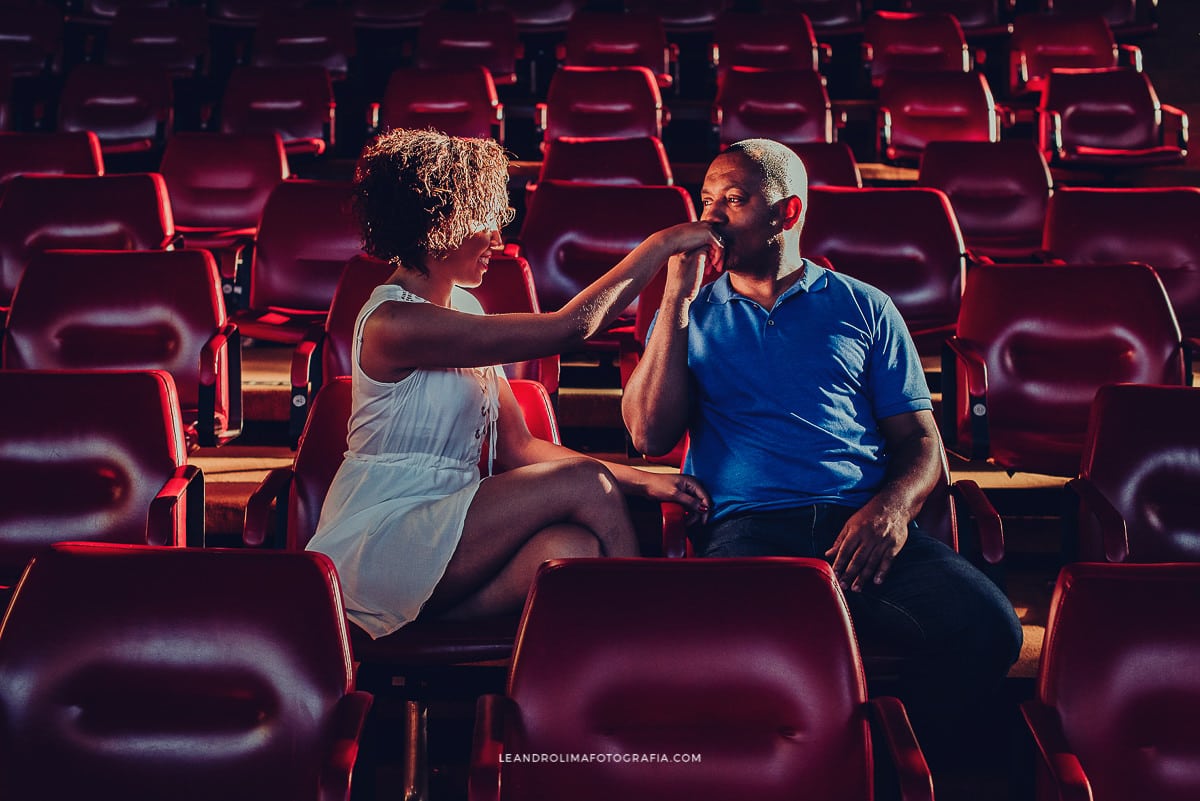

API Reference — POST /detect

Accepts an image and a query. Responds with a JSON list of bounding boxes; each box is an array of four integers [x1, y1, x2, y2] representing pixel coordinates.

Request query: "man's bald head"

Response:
[[724, 138, 808, 207]]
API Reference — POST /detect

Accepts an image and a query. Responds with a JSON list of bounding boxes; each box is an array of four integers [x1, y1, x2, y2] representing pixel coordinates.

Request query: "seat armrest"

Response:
[[493, 101, 506, 146], [817, 41, 832, 69], [365, 101, 380, 137], [1065, 477, 1129, 562], [869, 696, 934, 801], [1119, 43, 1143, 71], [1037, 109, 1063, 163], [1020, 700, 1094, 801], [660, 501, 688, 558], [1161, 103, 1189, 150], [1010, 49, 1028, 94], [243, 466, 295, 548], [951, 478, 1004, 565], [469, 694, 514, 801], [148, 464, 204, 548], [321, 691, 374, 801], [941, 337, 990, 460], [199, 321, 243, 447], [290, 322, 326, 448], [878, 105, 893, 157], [1185, 337, 1199, 382], [225, 235, 257, 310], [534, 102, 548, 139]]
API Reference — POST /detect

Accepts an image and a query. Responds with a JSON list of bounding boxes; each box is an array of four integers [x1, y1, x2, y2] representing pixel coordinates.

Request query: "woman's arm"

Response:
[[362, 222, 722, 382]]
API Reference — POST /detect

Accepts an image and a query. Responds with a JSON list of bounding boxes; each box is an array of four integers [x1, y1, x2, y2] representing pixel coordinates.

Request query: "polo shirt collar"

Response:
[[707, 258, 828, 305]]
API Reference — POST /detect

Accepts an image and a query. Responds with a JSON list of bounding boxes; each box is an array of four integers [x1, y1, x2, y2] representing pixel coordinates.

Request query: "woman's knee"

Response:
[[549, 457, 625, 512], [525, 524, 603, 562]]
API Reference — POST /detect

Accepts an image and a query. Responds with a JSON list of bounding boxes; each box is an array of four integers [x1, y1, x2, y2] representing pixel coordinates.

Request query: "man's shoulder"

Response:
[[819, 267, 894, 307]]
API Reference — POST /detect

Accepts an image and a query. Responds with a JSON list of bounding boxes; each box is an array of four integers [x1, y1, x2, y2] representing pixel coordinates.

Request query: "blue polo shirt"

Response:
[[652, 262, 932, 521]]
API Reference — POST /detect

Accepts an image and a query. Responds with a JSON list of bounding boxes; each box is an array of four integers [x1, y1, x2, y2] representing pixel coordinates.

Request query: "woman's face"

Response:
[[435, 226, 503, 288]]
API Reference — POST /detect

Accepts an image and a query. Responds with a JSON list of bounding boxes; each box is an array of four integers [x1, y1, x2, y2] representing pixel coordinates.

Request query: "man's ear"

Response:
[[779, 196, 804, 230]]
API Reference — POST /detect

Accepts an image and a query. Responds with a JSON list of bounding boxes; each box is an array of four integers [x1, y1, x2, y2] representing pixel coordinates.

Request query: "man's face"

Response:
[[699, 152, 782, 274]]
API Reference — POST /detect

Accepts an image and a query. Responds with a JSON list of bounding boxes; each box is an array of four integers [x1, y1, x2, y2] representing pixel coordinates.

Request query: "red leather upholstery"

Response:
[[791, 141, 863, 187], [1042, 186, 1200, 337], [712, 10, 821, 81], [1039, 67, 1187, 169], [1022, 562, 1200, 801], [159, 131, 289, 267], [714, 67, 835, 148], [863, 11, 970, 88], [0, 173, 175, 310], [220, 65, 335, 157], [943, 263, 1188, 476], [536, 135, 672, 187], [415, 9, 521, 85], [4, 249, 242, 448], [377, 67, 503, 143], [561, 10, 675, 89], [624, 0, 726, 33], [516, 180, 695, 327], [0, 4, 62, 77], [347, 0, 441, 29], [879, 69, 999, 164], [208, 0, 308, 28], [104, 5, 210, 77], [0, 542, 372, 801], [763, 0, 865, 36], [1071, 384, 1200, 563], [539, 66, 664, 144], [0, 370, 198, 587], [470, 557, 932, 801], [903, 0, 1011, 37], [250, 6, 356, 81], [0, 131, 104, 186], [917, 140, 1052, 260], [802, 186, 967, 356], [57, 63, 173, 156], [495, 0, 586, 33], [1010, 13, 1120, 97], [1040, 0, 1158, 38], [230, 178, 362, 344]]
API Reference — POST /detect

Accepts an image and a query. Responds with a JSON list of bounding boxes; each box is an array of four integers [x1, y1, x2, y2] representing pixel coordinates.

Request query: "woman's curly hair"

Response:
[[352, 128, 514, 276]]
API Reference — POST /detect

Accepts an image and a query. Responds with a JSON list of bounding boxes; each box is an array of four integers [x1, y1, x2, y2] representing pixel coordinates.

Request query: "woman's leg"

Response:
[[423, 456, 639, 617]]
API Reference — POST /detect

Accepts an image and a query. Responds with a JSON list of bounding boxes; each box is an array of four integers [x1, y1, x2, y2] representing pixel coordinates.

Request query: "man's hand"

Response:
[[824, 500, 910, 591]]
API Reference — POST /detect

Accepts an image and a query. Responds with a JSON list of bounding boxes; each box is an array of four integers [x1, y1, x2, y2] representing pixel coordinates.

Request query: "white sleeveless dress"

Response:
[[306, 283, 501, 639]]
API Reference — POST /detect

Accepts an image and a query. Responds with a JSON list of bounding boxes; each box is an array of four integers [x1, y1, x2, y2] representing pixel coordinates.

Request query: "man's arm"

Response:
[[824, 409, 943, 591], [621, 250, 710, 457]]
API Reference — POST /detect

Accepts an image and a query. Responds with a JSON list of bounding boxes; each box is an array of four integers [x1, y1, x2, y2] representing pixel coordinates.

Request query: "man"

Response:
[[622, 138, 1022, 761]]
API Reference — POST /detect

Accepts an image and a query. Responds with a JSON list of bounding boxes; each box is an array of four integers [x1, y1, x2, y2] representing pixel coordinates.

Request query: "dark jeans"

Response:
[[694, 504, 1024, 767]]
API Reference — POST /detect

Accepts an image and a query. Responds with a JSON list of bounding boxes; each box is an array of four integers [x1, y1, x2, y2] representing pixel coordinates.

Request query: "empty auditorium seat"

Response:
[[206, 0, 308, 29], [219, 65, 335, 159], [536, 135, 672, 186], [0, 172, 176, 313], [103, 5, 210, 77], [0, 131, 104, 186], [559, 10, 676, 89], [903, 0, 1013, 38], [0, 542, 372, 801], [1039, 67, 1188, 170], [0, 2, 62, 77], [228, 178, 362, 343], [917, 140, 1051, 261], [802, 186, 968, 357], [250, 6, 356, 81], [624, 0, 727, 34], [158, 131, 289, 282], [4, 249, 242, 448], [57, 63, 173, 157], [791, 141, 864, 187], [415, 8, 522, 86], [537, 65, 665, 146], [711, 10, 823, 82], [878, 69, 1000, 164], [764, 0, 866, 37], [1039, 0, 1158, 38], [470, 558, 933, 801], [1069, 384, 1200, 563], [514, 180, 695, 339], [1009, 13, 1136, 98], [1022, 562, 1200, 801], [1042, 186, 1200, 337], [496, 0, 587, 34], [346, 0, 440, 30], [862, 10, 971, 89], [370, 67, 504, 144], [0, 370, 201, 589], [942, 263, 1189, 476], [713, 67, 836, 149]]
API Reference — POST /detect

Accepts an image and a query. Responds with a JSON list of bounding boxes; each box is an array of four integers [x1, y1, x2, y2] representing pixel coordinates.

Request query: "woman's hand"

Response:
[[662, 221, 724, 270], [632, 471, 712, 527]]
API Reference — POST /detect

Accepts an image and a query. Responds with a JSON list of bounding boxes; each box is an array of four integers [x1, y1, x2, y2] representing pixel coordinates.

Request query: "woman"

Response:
[[307, 129, 722, 638]]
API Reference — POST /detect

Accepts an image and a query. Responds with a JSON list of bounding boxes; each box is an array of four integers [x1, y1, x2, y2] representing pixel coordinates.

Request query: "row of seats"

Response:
[[5, 358, 1193, 797]]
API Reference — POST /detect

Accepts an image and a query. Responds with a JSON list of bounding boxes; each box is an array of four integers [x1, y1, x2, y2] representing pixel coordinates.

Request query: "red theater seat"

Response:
[[863, 10, 971, 89], [0, 131, 103, 186], [560, 10, 676, 90], [712, 10, 823, 82], [57, 63, 173, 157], [103, 5, 210, 77], [537, 65, 665, 146], [0, 3, 62, 77], [0, 542, 371, 801], [764, 0, 866, 38], [713, 67, 836, 149], [219, 65, 336, 159], [878, 69, 1000, 164], [371, 67, 504, 144], [1009, 13, 1135, 98], [250, 6, 356, 81], [415, 8, 522, 86]]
